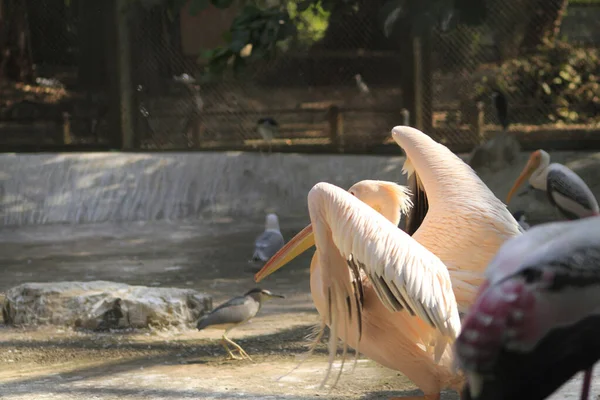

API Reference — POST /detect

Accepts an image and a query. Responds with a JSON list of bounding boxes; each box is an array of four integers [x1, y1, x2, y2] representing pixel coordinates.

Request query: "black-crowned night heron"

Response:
[[197, 288, 285, 360], [491, 90, 508, 131]]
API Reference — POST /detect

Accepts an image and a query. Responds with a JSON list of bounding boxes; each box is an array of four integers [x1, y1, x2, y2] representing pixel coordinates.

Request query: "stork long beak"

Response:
[[254, 224, 315, 283], [505, 156, 540, 204]]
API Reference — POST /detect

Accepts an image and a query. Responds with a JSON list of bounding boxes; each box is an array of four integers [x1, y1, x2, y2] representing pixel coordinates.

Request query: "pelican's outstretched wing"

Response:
[[309, 182, 461, 342]]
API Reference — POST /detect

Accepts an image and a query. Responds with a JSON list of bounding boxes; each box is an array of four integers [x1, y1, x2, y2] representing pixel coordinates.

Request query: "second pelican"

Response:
[[255, 126, 522, 400]]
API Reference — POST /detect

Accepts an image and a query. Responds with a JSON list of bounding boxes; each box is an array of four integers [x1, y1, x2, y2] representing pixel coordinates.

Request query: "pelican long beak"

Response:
[[506, 156, 540, 204], [254, 224, 315, 283]]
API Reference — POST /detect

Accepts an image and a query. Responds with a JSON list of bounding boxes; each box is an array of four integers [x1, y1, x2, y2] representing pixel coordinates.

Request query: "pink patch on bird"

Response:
[[455, 277, 536, 372]]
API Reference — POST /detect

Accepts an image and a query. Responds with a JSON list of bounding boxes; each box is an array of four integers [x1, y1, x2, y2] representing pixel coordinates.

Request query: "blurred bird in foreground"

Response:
[[251, 213, 285, 267], [455, 215, 600, 400], [257, 117, 279, 153], [512, 210, 530, 232], [506, 149, 599, 220], [197, 288, 285, 360]]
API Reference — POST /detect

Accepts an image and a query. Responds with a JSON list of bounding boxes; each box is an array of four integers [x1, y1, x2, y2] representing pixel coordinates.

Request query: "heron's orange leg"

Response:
[[220, 338, 242, 360], [223, 333, 253, 361]]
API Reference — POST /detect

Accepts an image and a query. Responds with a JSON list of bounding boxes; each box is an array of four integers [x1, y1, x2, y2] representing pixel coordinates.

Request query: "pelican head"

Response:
[[506, 149, 550, 204], [348, 180, 412, 226], [265, 213, 280, 231], [254, 180, 411, 282]]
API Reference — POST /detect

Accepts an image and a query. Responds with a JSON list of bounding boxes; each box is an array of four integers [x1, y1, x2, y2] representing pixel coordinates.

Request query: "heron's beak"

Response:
[[254, 224, 314, 282], [267, 293, 286, 299], [506, 156, 540, 204]]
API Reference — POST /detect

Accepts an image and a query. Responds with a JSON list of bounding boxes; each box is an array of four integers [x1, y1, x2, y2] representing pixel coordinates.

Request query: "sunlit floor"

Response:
[[0, 219, 595, 399]]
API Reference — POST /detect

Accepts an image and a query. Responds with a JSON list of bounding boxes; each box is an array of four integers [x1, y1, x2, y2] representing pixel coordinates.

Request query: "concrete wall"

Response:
[[2, 150, 600, 226]]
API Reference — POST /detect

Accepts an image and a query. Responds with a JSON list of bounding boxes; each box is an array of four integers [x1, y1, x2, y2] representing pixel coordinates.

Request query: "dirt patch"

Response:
[[0, 319, 432, 400], [0, 219, 442, 400], [0, 218, 590, 400]]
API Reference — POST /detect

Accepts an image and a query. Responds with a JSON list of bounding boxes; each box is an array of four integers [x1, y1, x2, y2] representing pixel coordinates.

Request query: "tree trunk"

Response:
[[521, 0, 569, 51], [130, 3, 174, 95], [78, 1, 112, 91], [0, 0, 34, 82]]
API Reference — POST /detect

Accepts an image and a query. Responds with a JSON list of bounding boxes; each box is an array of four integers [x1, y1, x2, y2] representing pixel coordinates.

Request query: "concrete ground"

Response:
[[0, 218, 595, 400]]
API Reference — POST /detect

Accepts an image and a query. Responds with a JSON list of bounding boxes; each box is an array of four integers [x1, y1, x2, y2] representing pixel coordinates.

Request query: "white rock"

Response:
[[2, 281, 212, 330]]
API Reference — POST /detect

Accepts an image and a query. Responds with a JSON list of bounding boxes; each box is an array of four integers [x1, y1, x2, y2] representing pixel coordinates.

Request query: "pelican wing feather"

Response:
[[309, 182, 462, 342]]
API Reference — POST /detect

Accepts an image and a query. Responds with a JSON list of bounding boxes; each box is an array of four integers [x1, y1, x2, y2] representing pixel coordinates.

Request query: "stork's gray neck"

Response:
[[530, 153, 551, 191]]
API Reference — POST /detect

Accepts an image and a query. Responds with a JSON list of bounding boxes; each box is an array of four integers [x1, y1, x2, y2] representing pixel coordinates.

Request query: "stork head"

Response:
[[254, 180, 410, 282], [506, 149, 550, 204]]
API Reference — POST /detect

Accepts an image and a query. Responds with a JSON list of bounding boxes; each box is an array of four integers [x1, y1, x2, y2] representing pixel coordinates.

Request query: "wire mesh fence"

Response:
[[1, 0, 600, 152], [429, 0, 600, 151]]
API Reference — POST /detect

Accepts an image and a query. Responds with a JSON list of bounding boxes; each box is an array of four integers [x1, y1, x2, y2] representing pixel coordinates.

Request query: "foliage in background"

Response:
[[433, 25, 482, 72], [287, 1, 330, 47], [181, 0, 487, 81], [476, 39, 600, 124], [197, 4, 297, 82]]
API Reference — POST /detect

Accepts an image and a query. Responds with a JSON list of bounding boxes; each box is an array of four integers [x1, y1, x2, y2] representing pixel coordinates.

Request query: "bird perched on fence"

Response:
[[506, 149, 600, 220], [401, 108, 411, 126], [491, 90, 509, 131], [354, 74, 370, 95], [250, 213, 285, 267], [197, 288, 285, 360], [512, 210, 530, 232], [256, 117, 279, 153], [454, 215, 600, 400]]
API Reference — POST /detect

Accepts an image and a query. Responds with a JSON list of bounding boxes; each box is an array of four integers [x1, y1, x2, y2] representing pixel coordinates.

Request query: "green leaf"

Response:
[[296, 0, 313, 12], [198, 48, 215, 59], [559, 70, 572, 81], [542, 82, 552, 95], [230, 30, 250, 52], [222, 30, 232, 43], [211, 0, 235, 9], [189, 0, 211, 16]]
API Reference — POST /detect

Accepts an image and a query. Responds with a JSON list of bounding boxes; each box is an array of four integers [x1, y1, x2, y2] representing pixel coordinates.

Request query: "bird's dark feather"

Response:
[[405, 172, 429, 236], [346, 256, 364, 341], [517, 246, 600, 291], [547, 169, 596, 220]]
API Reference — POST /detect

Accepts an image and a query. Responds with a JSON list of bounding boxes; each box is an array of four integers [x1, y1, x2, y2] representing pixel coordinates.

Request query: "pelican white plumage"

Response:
[[506, 149, 599, 220], [455, 215, 600, 400], [255, 126, 522, 400], [251, 213, 285, 264]]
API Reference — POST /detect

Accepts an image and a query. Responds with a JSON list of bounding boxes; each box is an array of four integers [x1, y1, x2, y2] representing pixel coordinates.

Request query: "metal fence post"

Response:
[[475, 101, 486, 141], [328, 105, 344, 153], [115, 0, 136, 150]]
